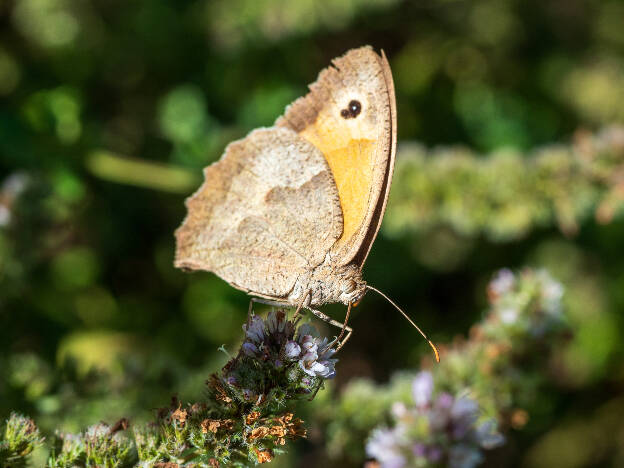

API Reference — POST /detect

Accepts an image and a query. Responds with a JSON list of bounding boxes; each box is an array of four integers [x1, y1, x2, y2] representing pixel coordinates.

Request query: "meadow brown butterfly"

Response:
[[175, 46, 438, 359]]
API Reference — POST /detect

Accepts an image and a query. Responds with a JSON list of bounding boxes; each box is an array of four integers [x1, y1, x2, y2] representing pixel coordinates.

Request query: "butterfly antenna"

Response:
[[366, 285, 440, 363]]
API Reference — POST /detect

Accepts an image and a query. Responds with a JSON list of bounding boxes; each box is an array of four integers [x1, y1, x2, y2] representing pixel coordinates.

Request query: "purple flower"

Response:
[[300, 335, 318, 354], [317, 338, 336, 360], [244, 315, 265, 343], [449, 444, 483, 468], [412, 443, 426, 457], [226, 375, 237, 385], [366, 428, 406, 468], [300, 360, 321, 376], [436, 392, 454, 410], [366, 374, 504, 468], [476, 420, 505, 449], [300, 376, 313, 392], [500, 307, 519, 324], [298, 352, 319, 376], [296, 323, 318, 341], [412, 371, 434, 407], [426, 445, 443, 462], [429, 406, 451, 432], [297, 336, 337, 378], [489, 269, 515, 297], [266, 310, 286, 334], [451, 397, 479, 424], [285, 340, 301, 359], [242, 342, 259, 356], [392, 402, 407, 419], [450, 397, 479, 439]]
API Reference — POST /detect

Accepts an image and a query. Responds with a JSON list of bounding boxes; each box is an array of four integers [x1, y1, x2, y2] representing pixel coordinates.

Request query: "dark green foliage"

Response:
[[3, 0, 624, 467]]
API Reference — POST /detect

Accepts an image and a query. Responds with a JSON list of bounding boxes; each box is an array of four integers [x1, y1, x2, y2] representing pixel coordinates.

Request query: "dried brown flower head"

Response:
[[254, 448, 273, 463], [246, 411, 261, 425]]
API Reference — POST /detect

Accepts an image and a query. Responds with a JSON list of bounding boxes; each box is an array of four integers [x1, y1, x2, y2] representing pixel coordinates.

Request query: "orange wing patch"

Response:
[[299, 127, 375, 250], [276, 46, 395, 266]]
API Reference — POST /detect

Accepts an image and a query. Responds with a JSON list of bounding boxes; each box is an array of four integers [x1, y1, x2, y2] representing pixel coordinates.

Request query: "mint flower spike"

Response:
[[334, 268, 568, 467], [239, 309, 339, 381], [366, 372, 505, 468], [7, 310, 339, 467], [386, 126, 624, 243], [0, 413, 44, 468]]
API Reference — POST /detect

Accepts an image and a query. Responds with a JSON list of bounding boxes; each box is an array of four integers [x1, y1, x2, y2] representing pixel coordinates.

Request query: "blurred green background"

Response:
[[1, 0, 624, 466]]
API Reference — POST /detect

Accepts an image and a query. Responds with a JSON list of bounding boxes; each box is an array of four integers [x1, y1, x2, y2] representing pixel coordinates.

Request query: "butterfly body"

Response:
[[175, 46, 396, 309], [287, 261, 365, 307]]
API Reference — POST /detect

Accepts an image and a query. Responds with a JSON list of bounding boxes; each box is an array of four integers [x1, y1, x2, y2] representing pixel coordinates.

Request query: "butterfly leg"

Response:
[[248, 297, 287, 315], [334, 302, 353, 351], [247, 295, 352, 349], [293, 291, 311, 319], [304, 305, 353, 351], [248, 292, 310, 318], [335, 325, 353, 352]]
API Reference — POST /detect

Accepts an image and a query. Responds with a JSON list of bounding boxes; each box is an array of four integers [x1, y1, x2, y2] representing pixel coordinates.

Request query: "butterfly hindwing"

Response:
[[175, 127, 343, 299]]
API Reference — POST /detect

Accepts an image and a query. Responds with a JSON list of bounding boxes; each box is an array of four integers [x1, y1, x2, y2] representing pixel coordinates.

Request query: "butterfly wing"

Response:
[[276, 46, 397, 268], [175, 127, 343, 299]]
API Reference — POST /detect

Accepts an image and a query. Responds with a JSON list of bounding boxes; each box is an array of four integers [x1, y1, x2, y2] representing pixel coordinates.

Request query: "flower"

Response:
[[297, 336, 337, 379], [284, 340, 301, 359], [235, 312, 339, 405], [366, 375, 503, 468], [296, 323, 318, 340], [366, 428, 406, 468], [226, 375, 237, 385], [300, 334, 318, 354], [391, 402, 407, 419], [267, 310, 287, 334], [412, 371, 434, 407], [484, 268, 567, 339], [488, 268, 515, 300], [538, 270, 564, 315], [499, 307, 519, 324], [244, 315, 265, 343], [448, 444, 483, 468], [450, 397, 479, 434], [475, 420, 505, 449], [242, 342, 259, 356]]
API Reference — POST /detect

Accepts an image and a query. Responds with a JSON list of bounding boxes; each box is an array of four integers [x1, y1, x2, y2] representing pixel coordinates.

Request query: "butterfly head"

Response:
[[337, 266, 367, 305]]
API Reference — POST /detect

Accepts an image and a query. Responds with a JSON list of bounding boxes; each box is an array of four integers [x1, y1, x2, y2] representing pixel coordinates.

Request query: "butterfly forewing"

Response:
[[276, 46, 397, 268]]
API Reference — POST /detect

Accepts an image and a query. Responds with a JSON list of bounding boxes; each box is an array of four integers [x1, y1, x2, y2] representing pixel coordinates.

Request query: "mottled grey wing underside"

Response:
[[174, 127, 343, 299]]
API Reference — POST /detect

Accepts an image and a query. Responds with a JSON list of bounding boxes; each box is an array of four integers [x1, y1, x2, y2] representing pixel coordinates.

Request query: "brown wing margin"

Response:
[[352, 50, 397, 269]]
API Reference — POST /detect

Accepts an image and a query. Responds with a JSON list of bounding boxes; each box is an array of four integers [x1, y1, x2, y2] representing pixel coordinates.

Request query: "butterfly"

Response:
[[175, 46, 437, 359]]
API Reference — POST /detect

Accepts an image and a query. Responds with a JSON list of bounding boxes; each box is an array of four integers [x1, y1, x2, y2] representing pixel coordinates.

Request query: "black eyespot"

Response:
[[340, 99, 361, 119]]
